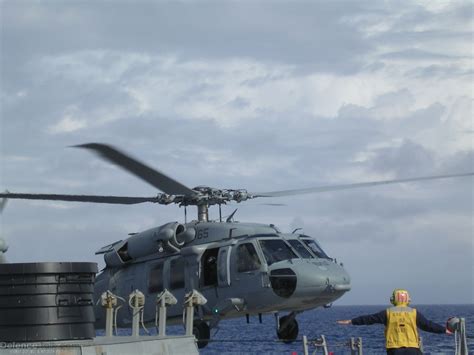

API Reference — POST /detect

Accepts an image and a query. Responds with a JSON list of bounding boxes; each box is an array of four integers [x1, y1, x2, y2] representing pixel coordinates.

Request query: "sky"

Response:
[[0, 0, 472, 306]]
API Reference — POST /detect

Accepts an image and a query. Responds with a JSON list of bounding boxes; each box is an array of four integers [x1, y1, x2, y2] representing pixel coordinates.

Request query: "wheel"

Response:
[[277, 315, 299, 343], [193, 320, 210, 349]]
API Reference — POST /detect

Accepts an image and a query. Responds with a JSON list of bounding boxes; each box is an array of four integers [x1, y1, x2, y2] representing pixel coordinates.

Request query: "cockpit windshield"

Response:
[[287, 240, 314, 259], [301, 238, 331, 259], [259, 239, 298, 266]]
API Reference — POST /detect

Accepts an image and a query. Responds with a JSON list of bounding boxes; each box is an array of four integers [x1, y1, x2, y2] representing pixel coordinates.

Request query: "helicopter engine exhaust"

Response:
[[175, 227, 196, 246], [103, 222, 195, 267]]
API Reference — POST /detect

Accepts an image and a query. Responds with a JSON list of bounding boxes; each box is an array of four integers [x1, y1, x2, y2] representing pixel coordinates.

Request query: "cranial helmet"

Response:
[[390, 289, 411, 306]]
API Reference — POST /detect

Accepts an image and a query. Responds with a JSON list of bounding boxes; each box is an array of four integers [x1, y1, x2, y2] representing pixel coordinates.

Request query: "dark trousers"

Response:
[[387, 347, 422, 355]]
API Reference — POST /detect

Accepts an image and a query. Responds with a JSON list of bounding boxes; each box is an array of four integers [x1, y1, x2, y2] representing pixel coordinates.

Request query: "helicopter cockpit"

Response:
[[258, 237, 298, 266], [298, 236, 331, 259]]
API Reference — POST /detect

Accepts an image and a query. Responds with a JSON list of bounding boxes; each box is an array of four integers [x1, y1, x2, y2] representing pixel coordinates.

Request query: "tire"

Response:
[[193, 320, 210, 349], [277, 315, 299, 343]]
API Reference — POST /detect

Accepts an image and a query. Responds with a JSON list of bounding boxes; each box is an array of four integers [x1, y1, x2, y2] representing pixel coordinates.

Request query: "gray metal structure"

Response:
[[0, 198, 7, 263], [1, 143, 473, 347], [0, 287, 199, 355], [0, 238, 7, 264]]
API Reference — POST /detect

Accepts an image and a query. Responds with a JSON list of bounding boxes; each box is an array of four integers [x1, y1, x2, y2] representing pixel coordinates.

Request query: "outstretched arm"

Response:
[[417, 312, 448, 334], [338, 310, 387, 326]]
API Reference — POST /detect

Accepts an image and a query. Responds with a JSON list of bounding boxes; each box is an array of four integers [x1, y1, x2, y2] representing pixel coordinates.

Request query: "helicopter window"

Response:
[[288, 240, 314, 259], [236, 243, 261, 272], [201, 248, 219, 287], [170, 257, 185, 290], [302, 239, 330, 259], [148, 262, 164, 293], [117, 242, 132, 262], [258, 240, 297, 266]]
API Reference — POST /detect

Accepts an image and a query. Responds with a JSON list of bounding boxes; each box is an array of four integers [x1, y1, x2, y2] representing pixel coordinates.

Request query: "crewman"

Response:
[[337, 289, 450, 354]]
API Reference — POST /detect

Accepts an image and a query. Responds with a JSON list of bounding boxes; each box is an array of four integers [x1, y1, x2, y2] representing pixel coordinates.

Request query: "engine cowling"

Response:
[[103, 222, 196, 267]]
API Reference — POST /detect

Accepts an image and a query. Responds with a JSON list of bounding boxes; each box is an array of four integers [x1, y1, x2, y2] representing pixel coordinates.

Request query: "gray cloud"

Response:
[[1, 1, 373, 77]]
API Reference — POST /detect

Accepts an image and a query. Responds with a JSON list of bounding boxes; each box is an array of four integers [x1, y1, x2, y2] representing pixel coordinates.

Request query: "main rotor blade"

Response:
[[252, 172, 474, 197], [0, 192, 159, 205], [74, 143, 196, 196]]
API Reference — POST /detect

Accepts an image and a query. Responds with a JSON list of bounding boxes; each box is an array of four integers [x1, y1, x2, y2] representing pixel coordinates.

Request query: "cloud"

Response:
[[368, 139, 435, 176], [48, 111, 87, 134]]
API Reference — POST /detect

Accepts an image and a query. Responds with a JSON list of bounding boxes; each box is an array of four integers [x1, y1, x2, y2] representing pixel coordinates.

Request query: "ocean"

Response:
[[194, 304, 472, 354], [111, 304, 473, 354]]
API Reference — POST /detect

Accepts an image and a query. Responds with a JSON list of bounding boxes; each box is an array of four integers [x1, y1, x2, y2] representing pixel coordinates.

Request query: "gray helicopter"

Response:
[[1, 143, 473, 348]]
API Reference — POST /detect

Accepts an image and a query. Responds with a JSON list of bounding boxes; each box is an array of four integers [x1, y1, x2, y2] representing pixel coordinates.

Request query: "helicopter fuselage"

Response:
[[93, 220, 351, 328]]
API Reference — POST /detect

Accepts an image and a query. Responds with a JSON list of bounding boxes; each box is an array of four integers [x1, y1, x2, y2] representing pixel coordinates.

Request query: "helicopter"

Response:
[[0, 143, 473, 348]]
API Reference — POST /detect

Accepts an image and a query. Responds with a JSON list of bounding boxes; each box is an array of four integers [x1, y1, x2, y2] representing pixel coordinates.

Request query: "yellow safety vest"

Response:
[[385, 306, 420, 349]]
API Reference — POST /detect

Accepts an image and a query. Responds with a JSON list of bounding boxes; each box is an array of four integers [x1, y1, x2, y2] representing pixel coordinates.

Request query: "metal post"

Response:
[[350, 337, 356, 355], [185, 302, 194, 336], [307, 335, 329, 355], [129, 290, 145, 337], [105, 307, 114, 337], [158, 297, 167, 337], [321, 335, 328, 355], [132, 299, 140, 337], [349, 337, 363, 355], [184, 290, 207, 336], [101, 291, 118, 337], [302, 335, 309, 355], [156, 289, 177, 337], [456, 318, 469, 355]]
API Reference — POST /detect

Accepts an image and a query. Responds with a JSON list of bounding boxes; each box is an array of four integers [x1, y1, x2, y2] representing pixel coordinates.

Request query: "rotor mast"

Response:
[[197, 204, 209, 222]]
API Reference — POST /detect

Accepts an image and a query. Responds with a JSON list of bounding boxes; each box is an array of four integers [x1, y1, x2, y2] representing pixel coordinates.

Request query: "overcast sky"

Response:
[[0, 1, 472, 306]]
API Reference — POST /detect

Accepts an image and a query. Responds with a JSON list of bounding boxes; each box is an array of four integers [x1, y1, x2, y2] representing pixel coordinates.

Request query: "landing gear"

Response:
[[276, 313, 299, 343], [193, 320, 210, 349]]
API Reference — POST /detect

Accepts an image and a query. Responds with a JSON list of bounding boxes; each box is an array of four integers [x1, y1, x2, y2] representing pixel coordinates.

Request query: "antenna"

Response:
[[226, 209, 238, 223]]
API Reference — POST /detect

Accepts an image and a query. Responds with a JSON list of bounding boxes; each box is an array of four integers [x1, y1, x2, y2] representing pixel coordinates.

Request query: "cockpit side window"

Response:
[[288, 240, 314, 259], [302, 238, 330, 259], [169, 257, 185, 290], [237, 243, 261, 272], [148, 262, 164, 293], [259, 239, 297, 266]]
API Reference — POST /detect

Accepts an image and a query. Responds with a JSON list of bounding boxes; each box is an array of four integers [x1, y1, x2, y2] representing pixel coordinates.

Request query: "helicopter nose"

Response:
[[293, 260, 351, 305]]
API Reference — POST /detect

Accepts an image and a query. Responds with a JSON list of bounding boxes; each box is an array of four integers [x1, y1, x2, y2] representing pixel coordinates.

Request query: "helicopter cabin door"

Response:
[[200, 246, 231, 306], [230, 241, 266, 298], [217, 246, 231, 287]]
